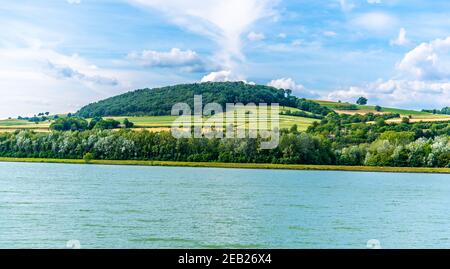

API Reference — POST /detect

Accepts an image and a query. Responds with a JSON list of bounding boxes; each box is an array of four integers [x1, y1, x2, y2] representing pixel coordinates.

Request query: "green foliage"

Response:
[[379, 131, 415, 145], [50, 117, 88, 131], [77, 82, 295, 117], [423, 107, 450, 115], [83, 152, 94, 163], [280, 110, 324, 119], [123, 118, 134, 128], [356, 96, 368, 105], [333, 103, 359, 110], [289, 124, 299, 134], [296, 98, 333, 116], [76, 82, 332, 118], [0, 130, 335, 165], [375, 105, 382, 112], [93, 119, 120, 130], [88, 117, 102, 129], [307, 112, 450, 167]]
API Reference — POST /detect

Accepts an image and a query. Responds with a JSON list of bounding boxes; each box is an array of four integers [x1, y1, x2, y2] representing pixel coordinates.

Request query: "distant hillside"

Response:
[[76, 82, 331, 118]]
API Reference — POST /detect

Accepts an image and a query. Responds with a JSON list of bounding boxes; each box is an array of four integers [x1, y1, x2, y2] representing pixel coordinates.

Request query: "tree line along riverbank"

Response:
[[1, 157, 449, 174]]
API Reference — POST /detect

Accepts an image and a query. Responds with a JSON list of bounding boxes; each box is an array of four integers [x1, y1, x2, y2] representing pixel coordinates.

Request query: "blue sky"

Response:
[[1, 0, 450, 118]]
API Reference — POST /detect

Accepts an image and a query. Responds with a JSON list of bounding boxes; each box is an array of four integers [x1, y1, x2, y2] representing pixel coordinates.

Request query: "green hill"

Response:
[[76, 82, 331, 118]]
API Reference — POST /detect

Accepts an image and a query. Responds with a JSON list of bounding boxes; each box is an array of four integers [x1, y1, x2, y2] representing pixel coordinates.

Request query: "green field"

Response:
[[0, 110, 317, 132], [315, 100, 426, 114], [104, 106, 317, 131], [0, 157, 449, 174], [0, 119, 50, 132], [105, 114, 317, 131], [314, 100, 450, 120], [2, 101, 449, 133]]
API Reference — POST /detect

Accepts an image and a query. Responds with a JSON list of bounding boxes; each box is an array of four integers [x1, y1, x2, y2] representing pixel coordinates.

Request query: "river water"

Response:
[[0, 162, 449, 249]]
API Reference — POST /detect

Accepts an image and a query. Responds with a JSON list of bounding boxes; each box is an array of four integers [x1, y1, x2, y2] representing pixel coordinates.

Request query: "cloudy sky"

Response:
[[1, 0, 450, 118]]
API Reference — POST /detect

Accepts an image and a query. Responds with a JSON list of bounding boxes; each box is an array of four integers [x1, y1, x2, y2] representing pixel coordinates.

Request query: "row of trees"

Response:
[[0, 130, 334, 164], [423, 107, 450, 115], [50, 117, 133, 131], [0, 126, 448, 167]]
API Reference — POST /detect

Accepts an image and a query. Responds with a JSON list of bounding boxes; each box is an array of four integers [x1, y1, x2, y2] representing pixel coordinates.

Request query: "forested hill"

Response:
[[76, 82, 327, 117]]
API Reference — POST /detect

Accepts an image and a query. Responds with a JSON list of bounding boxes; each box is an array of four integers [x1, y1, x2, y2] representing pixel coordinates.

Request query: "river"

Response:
[[0, 162, 449, 248]]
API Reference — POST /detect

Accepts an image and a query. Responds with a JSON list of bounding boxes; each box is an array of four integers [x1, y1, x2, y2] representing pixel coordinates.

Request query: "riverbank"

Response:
[[0, 157, 450, 174]]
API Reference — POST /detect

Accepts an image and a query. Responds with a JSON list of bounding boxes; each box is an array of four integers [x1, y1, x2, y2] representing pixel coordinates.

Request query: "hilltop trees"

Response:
[[75, 82, 334, 118], [76, 82, 296, 117], [356, 97, 368, 105], [423, 107, 450, 115]]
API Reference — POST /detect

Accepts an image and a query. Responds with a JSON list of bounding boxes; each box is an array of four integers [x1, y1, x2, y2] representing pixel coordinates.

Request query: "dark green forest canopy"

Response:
[[76, 82, 332, 117]]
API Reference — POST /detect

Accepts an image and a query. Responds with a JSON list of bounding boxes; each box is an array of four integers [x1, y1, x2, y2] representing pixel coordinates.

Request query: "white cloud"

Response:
[[268, 78, 318, 98], [390, 27, 409, 46], [351, 12, 396, 32], [200, 70, 257, 85], [128, 48, 211, 72], [247, 31, 265, 42], [396, 36, 450, 80], [46, 61, 118, 86], [326, 79, 450, 109], [0, 29, 176, 119], [367, 0, 381, 4], [67, 0, 81, 4], [129, 0, 278, 74], [278, 33, 287, 39], [327, 36, 450, 108], [0, 45, 126, 118], [323, 31, 338, 37], [324, 35, 450, 109], [201, 70, 236, 83], [339, 0, 355, 12]]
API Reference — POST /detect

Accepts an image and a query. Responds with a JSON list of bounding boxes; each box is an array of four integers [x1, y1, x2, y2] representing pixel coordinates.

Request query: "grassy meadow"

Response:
[[0, 106, 318, 133], [315, 100, 450, 121], [1, 102, 449, 133]]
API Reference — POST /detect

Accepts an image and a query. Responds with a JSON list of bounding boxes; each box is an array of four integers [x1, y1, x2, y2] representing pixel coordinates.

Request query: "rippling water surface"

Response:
[[0, 162, 450, 248]]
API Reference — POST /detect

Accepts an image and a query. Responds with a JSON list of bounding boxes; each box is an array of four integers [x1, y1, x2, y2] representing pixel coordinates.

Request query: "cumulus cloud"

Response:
[[268, 78, 319, 98], [128, 48, 212, 72], [396, 36, 450, 80], [324, 37, 450, 108], [47, 62, 118, 86], [128, 0, 278, 74], [390, 28, 409, 46], [200, 70, 248, 83], [326, 79, 450, 109], [247, 31, 265, 42], [327, 37, 450, 108], [0, 38, 130, 118], [351, 12, 396, 32]]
